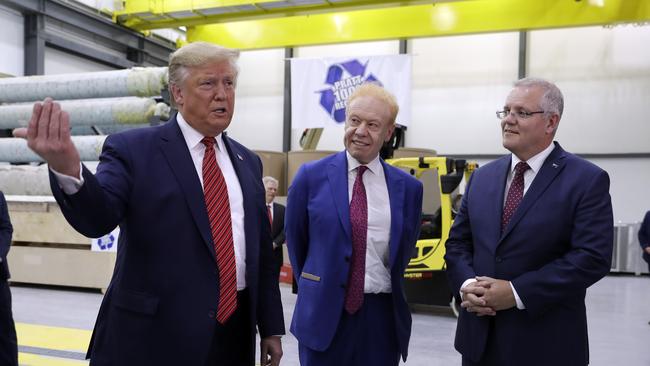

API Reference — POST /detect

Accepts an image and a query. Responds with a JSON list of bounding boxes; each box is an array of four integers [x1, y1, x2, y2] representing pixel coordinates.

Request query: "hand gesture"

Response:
[[13, 98, 81, 177]]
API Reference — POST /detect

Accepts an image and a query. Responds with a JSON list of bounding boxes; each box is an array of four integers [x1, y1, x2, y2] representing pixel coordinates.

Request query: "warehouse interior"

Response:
[[0, 0, 649, 365]]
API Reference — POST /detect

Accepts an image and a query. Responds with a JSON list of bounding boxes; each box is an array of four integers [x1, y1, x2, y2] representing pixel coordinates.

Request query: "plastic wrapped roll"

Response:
[[0, 97, 170, 129], [0, 67, 168, 103], [0, 135, 107, 163]]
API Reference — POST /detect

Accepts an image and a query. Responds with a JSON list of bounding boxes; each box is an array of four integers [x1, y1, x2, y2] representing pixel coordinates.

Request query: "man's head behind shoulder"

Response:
[[499, 77, 564, 161], [168, 42, 241, 137], [344, 83, 398, 165], [263, 176, 279, 204]]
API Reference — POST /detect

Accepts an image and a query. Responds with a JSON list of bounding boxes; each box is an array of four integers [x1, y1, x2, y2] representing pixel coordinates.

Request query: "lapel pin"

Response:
[[552, 163, 558, 168], [237, 154, 244, 161]]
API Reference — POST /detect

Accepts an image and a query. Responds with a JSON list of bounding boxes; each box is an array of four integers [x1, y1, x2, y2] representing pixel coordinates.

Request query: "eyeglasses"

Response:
[[496, 109, 545, 119]]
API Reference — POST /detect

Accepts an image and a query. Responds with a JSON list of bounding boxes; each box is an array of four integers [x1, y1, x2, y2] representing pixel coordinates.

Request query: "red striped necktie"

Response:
[[201, 137, 237, 324], [502, 161, 530, 232]]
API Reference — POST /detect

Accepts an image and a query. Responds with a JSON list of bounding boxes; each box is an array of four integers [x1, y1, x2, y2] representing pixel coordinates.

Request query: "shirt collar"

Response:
[[346, 151, 381, 175], [176, 112, 225, 151], [510, 142, 556, 174]]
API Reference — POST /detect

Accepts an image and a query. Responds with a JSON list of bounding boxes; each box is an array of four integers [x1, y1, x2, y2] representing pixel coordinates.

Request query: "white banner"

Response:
[[291, 55, 411, 129], [91, 227, 119, 252]]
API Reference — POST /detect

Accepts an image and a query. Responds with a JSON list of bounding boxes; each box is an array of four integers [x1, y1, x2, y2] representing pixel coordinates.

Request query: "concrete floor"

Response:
[[10, 274, 650, 365]]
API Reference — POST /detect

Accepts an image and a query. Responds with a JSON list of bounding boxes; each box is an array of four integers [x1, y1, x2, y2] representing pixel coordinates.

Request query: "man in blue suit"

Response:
[[286, 83, 423, 366], [0, 191, 17, 366], [445, 78, 613, 366], [16, 42, 284, 366], [639, 211, 650, 273]]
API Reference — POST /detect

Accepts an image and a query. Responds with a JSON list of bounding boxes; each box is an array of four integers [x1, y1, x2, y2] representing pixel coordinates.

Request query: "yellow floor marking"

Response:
[[16, 322, 262, 365], [19, 353, 88, 366], [16, 323, 91, 352]]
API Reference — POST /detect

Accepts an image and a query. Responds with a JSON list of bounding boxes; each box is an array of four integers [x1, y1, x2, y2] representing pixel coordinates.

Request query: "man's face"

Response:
[[501, 86, 557, 161], [264, 181, 278, 204], [344, 95, 395, 164], [171, 61, 236, 137]]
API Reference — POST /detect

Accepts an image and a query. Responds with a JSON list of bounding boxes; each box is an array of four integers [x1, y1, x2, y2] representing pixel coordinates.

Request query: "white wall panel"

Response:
[[589, 157, 650, 223], [528, 26, 650, 154], [44, 47, 116, 74], [292, 40, 400, 151], [0, 5, 24, 77], [409, 33, 519, 155], [226, 48, 285, 151]]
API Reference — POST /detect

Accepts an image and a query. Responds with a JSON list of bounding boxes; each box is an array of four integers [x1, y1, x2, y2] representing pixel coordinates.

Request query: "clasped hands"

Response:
[[460, 276, 516, 316]]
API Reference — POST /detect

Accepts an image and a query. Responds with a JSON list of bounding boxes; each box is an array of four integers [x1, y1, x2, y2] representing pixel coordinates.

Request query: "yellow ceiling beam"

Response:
[[116, 0, 449, 30], [184, 0, 650, 49]]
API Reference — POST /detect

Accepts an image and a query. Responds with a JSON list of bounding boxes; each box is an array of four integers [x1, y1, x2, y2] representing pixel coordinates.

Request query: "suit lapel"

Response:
[[492, 158, 510, 241], [158, 118, 215, 260], [327, 152, 352, 241], [272, 204, 281, 235], [500, 143, 567, 241], [383, 161, 404, 268], [221, 134, 259, 265]]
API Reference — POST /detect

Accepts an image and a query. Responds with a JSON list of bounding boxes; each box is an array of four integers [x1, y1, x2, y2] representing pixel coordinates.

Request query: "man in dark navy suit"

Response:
[[445, 78, 613, 366], [16, 42, 284, 366], [0, 191, 17, 366]]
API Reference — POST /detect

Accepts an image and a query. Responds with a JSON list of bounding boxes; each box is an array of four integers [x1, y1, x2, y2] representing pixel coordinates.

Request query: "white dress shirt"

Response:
[[460, 142, 556, 309], [53, 113, 248, 290], [176, 113, 247, 290], [346, 152, 392, 294]]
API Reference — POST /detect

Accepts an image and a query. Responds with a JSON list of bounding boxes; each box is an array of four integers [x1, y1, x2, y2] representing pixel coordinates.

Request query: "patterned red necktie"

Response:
[[345, 165, 368, 314], [201, 137, 237, 324], [502, 161, 530, 232], [267, 204, 273, 227]]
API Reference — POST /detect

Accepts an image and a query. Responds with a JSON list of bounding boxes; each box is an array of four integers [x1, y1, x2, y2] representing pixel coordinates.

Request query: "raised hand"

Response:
[[13, 98, 81, 178]]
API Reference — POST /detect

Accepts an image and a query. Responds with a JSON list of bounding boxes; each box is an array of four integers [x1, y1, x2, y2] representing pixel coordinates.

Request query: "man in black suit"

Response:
[[0, 191, 17, 366], [263, 176, 285, 277]]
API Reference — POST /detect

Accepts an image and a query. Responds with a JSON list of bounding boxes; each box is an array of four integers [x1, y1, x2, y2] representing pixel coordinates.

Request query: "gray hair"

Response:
[[514, 77, 564, 120], [168, 42, 240, 107], [262, 176, 279, 186]]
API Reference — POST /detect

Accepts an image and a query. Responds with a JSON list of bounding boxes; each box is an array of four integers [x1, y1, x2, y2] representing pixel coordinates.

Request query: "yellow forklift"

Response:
[[386, 156, 477, 315]]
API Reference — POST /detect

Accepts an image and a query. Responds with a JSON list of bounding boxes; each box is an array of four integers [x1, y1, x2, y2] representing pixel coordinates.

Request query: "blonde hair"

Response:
[[346, 83, 399, 125], [168, 42, 240, 107]]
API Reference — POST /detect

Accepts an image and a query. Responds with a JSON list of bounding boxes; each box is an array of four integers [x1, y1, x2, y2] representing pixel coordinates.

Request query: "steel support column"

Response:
[[282, 47, 293, 153], [24, 13, 45, 76]]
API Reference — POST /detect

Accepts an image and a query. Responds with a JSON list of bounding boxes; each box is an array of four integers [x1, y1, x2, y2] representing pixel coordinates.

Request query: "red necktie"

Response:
[[267, 204, 273, 227], [502, 161, 530, 232], [345, 165, 368, 314], [201, 137, 237, 324]]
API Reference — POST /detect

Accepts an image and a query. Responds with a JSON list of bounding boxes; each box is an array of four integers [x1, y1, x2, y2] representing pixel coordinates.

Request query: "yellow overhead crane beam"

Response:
[[116, 0, 650, 50], [115, 0, 461, 30]]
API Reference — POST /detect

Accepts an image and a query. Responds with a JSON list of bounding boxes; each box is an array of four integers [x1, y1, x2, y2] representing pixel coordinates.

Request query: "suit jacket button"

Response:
[[495, 256, 503, 263], [344, 256, 350, 262], [340, 283, 346, 289], [208, 310, 215, 318]]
